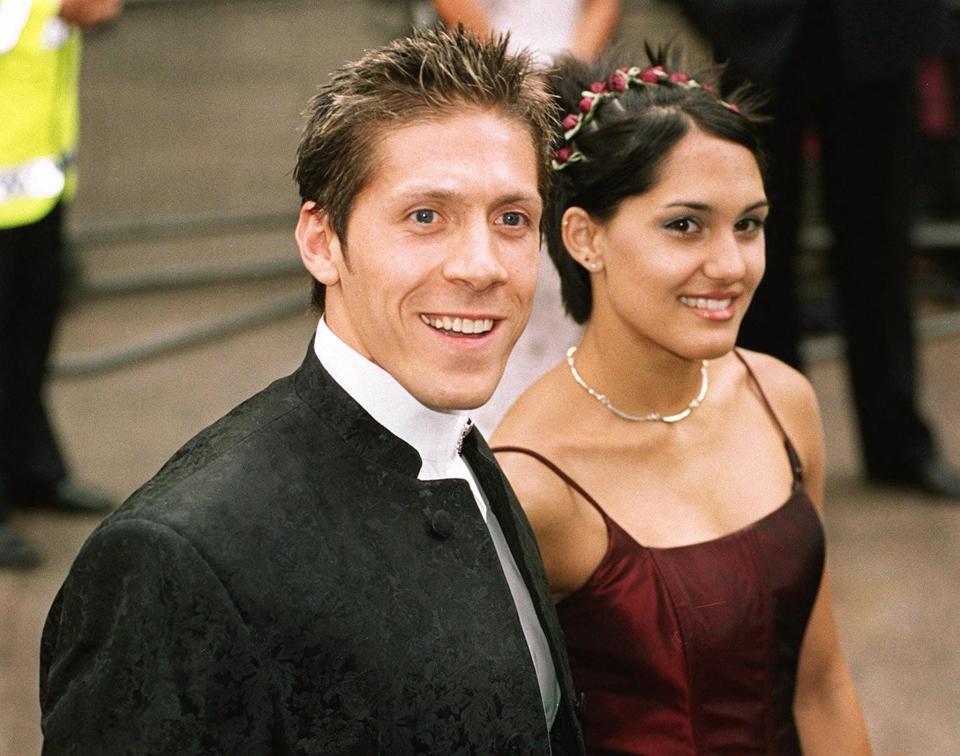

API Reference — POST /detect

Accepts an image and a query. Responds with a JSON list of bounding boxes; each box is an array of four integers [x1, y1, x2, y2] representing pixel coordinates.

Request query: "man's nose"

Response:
[[441, 220, 509, 291]]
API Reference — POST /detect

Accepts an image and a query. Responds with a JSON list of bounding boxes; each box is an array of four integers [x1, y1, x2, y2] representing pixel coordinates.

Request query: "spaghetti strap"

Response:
[[733, 349, 804, 486], [491, 445, 608, 514]]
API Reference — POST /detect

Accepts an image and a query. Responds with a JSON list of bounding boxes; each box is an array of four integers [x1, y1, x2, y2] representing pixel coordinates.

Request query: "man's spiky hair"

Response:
[[294, 24, 557, 310]]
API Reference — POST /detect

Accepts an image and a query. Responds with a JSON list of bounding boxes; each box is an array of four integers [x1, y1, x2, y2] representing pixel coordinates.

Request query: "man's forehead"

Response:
[[362, 109, 541, 200], [375, 106, 534, 144]]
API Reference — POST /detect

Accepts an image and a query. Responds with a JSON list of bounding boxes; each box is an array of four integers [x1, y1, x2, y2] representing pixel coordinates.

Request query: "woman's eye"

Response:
[[735, 216, 765, 233], [497, 211, 528, 227], [412, 209, 438, 224], [665, 217, 699, 234]]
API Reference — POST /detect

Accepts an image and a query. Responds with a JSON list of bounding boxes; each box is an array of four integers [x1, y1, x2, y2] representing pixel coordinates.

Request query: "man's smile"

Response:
[[419, 314, 496, 335]]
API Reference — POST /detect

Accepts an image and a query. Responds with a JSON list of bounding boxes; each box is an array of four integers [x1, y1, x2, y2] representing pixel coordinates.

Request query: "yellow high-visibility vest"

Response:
[[0, 0, 80, 229]]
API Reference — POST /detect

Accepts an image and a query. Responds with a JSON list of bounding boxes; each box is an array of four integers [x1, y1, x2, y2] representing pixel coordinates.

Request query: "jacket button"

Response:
[[428, 509, 454, 539]]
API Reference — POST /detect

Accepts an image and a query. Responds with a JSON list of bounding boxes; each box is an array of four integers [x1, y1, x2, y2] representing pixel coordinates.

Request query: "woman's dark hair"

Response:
[[546, 45, 767, 323]]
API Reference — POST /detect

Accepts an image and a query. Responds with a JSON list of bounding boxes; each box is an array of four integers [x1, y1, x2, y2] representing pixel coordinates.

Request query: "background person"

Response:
[[431, 0, 620, 64], [39, 26, 584, 753], [492, 50, 870, 753], [0, 0, 123, 569]]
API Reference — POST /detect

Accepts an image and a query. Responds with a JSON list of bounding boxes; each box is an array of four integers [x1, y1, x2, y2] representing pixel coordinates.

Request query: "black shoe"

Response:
[[14, 479, 114, 514], [0, 523, 42, 569], [869, 457, 960, 499]]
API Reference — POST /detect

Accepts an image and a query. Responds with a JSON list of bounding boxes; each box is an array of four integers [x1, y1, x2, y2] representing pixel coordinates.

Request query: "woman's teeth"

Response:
[[679, 296, 732, 311], [420, 314, 495, 334]]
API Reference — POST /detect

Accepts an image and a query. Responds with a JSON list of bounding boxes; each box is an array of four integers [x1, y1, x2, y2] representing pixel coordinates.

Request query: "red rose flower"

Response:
[[668, 71, 690, 84], [702, 82, 716, 95], [608, 73, 627, 93], [579, 96, 595, 113], [727, 102, 741, 113], [562, 113, 581, 131], [588, 81, 608, 94], [553, 147, 573, 163], [639, 66, 665, 83]]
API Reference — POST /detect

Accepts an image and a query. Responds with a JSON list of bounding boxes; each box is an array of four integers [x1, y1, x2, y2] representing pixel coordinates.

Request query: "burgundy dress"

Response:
[[494, 354, 825, 754]]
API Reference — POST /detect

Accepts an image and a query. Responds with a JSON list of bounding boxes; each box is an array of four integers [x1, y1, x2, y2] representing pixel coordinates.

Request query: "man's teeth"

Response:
[[420, 314, 495, 334], [679, 296, 733, 311]]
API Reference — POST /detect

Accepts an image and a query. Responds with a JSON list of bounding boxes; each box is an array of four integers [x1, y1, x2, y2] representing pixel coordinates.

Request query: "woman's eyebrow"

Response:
[[663, 200, 770, 212]]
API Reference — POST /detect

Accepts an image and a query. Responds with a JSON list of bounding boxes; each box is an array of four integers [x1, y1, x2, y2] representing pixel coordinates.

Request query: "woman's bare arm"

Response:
[[785, 368, 872, 754], [569, 0, 621, 61], [432, 0, 490, 36]]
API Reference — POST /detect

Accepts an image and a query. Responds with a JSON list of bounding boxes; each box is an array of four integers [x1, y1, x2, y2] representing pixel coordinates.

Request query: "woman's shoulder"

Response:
[[492, 367, 611, 598], [732, 349, 825, 502], [732, 347, 820, 420], [491, 365, 584, 531]]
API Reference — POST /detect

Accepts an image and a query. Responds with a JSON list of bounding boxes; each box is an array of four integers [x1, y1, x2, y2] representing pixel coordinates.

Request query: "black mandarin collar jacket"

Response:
[[40, 346, 585, 755]]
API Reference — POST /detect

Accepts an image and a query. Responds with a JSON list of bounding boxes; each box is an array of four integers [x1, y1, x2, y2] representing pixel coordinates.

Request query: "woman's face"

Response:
[[588, 126, 768, 360]]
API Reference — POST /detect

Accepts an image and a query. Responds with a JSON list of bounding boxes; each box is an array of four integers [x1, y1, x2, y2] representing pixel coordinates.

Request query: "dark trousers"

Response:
[[0, 202, 68, 519], [738, 68, 935, 475]]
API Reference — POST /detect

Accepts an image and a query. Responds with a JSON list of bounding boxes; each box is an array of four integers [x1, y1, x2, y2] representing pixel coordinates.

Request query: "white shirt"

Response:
[[313, 318, 560, 729]]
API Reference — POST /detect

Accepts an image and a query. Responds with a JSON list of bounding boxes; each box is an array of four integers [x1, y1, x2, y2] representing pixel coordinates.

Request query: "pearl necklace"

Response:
[[566, 346, 709, 423]]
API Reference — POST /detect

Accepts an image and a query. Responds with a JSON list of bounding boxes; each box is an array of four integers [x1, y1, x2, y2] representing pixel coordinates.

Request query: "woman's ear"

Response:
[[295, 202, 343, 286], [561, 206, 605, 273]]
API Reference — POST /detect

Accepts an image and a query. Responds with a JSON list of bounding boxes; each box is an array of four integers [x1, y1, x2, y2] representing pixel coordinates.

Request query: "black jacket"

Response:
[[40, 348, 585, 755]]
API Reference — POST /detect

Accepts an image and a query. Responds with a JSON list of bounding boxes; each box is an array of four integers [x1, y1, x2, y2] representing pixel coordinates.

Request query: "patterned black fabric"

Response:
[[40, 346, 585, 755]]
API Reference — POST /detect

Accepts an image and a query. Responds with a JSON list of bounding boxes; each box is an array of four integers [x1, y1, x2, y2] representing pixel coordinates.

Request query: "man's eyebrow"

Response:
[[496, 191, 542, 208], [399, 187, 465, 203], [395, 187, 542, 207]]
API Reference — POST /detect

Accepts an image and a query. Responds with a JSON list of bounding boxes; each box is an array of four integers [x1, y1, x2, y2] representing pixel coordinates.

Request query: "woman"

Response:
[[491, 51, 871, 754]]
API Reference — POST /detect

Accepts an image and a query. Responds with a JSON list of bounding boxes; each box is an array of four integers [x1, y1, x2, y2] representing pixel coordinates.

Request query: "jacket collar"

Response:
[[311, 319, 473, 480], [293, 343, 424, 476]]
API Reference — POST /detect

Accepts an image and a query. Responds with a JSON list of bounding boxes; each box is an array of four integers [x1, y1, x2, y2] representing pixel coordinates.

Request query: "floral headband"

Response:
[[551, 65, 741, 170]]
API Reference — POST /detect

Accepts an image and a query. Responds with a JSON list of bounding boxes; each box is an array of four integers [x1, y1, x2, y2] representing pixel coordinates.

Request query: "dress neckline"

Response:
[[601, 486, 813, 554], [558, 488, 820, 607]]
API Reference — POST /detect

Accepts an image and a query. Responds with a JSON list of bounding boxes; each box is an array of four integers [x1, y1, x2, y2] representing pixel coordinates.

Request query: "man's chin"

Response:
[[412, 378, 500, 413], [420, 391, 493, 413]]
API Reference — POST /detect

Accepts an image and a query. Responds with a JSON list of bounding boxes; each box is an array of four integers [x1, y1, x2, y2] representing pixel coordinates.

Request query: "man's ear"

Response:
[[561, 206, 605, 273], [295, 202, 343, 286]]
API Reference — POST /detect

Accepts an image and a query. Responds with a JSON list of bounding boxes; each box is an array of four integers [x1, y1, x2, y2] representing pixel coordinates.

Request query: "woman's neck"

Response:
[[572, 324, 708, 421]]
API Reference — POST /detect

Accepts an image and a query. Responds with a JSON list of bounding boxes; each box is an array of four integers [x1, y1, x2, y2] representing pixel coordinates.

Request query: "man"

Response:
[[40, 26, 585, 754], [0, 0, 121, 568]]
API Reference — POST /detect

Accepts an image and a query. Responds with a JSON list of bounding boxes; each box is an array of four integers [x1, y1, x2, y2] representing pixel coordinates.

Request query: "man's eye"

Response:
[[498, 211, 527, 227], [412, 209, 437, 224]]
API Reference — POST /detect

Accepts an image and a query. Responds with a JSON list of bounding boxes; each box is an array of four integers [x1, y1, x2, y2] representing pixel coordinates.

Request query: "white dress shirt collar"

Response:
[[313, 318, 472, 479]]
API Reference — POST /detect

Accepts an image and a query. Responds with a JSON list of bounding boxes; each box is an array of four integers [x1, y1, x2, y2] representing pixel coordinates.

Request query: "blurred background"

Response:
[[1, 0, 959, 752]]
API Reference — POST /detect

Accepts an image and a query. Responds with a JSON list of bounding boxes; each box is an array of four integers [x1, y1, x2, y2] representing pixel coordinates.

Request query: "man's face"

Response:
[[301, 108, 542, 411]]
